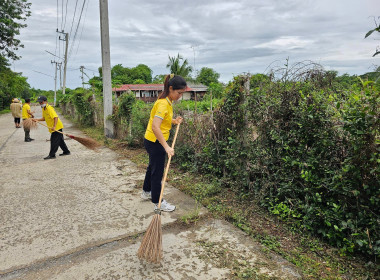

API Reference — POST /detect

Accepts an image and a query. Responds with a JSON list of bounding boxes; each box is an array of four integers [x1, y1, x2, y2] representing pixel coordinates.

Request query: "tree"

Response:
[[208, 82, 224, 99], [166, 53, 192, 78], [130, 64, 152, 83], [196, 67, 220, 86], [0, 0, 31, 60], [365, 17, 380, 57], [0, 63, 30, 110], [152, 74, 166, 83]]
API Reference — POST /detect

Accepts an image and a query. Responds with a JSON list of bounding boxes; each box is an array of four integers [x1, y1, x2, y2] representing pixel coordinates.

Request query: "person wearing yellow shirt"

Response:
[[33, 96, 70, 160], [22, 98, 35, 142], [141, 74, 186, 212]]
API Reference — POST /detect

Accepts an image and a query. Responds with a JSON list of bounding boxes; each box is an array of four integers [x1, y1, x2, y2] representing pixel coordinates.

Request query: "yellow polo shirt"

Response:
[[22, 103, 31, 119], [42, 104, 64, 133], [145, 97, 173, 142]]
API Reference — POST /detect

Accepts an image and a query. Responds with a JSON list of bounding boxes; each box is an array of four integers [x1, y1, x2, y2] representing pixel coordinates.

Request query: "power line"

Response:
[[63, 0, 69, 31], [33, 70, 54, 78], [69, 0, 79, 42], [61, 0, 64, 30], [45, 50, 63, 60], [74, 0, 90, 58], [84, 67, 97, 72], [68, 0, 86, 59], [55, 0, 59, 57]]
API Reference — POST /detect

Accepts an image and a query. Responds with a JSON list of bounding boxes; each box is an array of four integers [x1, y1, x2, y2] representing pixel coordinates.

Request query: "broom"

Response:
[[137, 123, 181, 263], [24, 119, 101, 151], [22, 118, 38, 130]]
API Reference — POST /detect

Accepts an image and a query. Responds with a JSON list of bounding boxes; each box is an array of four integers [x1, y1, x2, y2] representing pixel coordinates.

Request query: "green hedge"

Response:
[[174, 74, 379, 258]]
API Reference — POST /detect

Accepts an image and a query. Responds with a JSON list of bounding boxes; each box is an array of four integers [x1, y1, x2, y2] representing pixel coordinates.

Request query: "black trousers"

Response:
[[14, 118, 20, 124], [49, 129, 70, 157], [143, 138, 166, 204]]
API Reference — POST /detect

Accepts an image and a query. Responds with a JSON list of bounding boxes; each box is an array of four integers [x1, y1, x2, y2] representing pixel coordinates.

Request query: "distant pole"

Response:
[[51, 61, 58, 106], [58, 30, 69, 95], [99, 0, 114, 138], [58, 62, 62, 89], [190, 45, 197, 78]]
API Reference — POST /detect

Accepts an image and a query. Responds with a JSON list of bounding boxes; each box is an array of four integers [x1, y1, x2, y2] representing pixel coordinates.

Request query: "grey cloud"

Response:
[[13, 0, 379, 89]]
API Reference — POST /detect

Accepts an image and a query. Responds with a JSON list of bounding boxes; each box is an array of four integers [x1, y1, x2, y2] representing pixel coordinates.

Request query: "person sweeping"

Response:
[[140, 74, 186, 211], [33, 95, 71, 160], [138, 74, 186, 263], [22, 98, 35, 142]]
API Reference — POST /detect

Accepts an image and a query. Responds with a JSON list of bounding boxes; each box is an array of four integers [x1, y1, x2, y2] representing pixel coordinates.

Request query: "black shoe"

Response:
[[44, 155, 56, 160], [59, 152, 71, 156], [25, 139, 31, 142], [28, 138, 35, 141]]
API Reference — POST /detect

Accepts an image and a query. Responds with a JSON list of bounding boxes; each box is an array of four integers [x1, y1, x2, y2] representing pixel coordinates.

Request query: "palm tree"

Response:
[[166, 53, 193, 78]]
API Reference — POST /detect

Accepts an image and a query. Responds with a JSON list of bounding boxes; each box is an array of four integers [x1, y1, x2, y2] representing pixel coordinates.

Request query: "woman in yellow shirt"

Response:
[[141, 74, 186, 212]]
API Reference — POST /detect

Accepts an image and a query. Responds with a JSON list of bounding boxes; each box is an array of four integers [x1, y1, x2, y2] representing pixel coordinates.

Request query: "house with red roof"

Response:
[[112, 83, 208, 103]]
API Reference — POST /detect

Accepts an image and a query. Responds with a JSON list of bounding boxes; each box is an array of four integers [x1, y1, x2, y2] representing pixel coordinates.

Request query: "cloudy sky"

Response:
[[13, 0, 380, 90]]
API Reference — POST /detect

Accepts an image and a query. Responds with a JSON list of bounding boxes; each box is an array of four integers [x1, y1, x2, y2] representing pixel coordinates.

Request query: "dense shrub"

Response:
[[174, 65, 379, 258]]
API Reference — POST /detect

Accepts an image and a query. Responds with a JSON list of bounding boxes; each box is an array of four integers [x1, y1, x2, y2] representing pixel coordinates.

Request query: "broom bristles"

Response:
[[71, 135, 101, 151], [137, 214, 162, 263], [22, 118, 38, 130]]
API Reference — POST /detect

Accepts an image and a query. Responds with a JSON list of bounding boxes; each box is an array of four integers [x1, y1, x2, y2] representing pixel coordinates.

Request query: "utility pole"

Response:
[[58, 62, 62, 89], [190, 45, 198, 78], [51, 61, 59, 106], [99, 0, 114, 138], [57, 30, 69, 95], [80, 66, 85, 89]]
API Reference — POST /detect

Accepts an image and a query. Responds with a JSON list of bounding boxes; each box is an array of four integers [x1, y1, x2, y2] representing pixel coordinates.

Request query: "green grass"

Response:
[[180, 207, 201, 225], [0, 109, 11, 115]]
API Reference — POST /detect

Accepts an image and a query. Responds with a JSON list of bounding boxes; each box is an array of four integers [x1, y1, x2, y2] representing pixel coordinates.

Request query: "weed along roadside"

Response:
[[55, 66, 379, 279]]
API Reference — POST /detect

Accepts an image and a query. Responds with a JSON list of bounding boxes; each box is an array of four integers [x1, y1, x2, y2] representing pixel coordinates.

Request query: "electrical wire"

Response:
[[55, 0, 59, 57], [69, 0, 79, 42], [68, 0, 86, 59], [74, 0, 90, 58], [33, 70, 54, 78], [63, 0, 69, 31], [61, 0, 64, 30]]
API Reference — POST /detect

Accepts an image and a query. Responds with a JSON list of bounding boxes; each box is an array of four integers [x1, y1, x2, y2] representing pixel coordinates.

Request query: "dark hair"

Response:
[[158, 74, 187, 99], [25, 98, 30, 103]]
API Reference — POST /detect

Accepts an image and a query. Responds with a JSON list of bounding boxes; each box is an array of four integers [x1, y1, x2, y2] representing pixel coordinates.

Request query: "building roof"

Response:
[[113, 83, 206, 92], [113, 84, 163, 92], [186, 82, 208, 91]]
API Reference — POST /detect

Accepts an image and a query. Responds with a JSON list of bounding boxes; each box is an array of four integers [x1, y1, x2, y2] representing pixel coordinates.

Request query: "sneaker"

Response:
[[141, 191, 151, 200], [44, 155, 56, 160], [155, 199, 176, 212]]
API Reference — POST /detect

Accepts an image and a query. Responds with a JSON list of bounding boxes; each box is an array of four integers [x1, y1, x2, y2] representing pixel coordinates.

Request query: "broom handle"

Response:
[[157, 123, 181, 208], [35, 121, 67, 136]]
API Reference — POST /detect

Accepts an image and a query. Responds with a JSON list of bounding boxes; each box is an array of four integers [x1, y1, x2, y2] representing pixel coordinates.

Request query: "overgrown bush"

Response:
[[174, 63, 379, 258], [71, 89, 95, 126]]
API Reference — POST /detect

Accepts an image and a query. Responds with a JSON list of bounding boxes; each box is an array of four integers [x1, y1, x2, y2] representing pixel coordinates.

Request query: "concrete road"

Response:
[[0, 107, 301, 279]]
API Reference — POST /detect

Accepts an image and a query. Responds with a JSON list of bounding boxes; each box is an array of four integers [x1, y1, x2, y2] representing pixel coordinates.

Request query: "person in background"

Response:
[[141, 74, 186, 212], [33, 96, 70, 160], [22, 98, 34, 142], [10, 98, 22, 128]]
